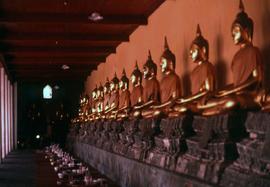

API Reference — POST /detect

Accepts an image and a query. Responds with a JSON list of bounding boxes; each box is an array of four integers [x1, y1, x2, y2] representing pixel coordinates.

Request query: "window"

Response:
[[43, 85, 52, 99]]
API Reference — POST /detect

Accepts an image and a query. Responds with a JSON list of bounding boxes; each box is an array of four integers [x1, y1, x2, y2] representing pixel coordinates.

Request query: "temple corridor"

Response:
[[0, 0, 270, 187]]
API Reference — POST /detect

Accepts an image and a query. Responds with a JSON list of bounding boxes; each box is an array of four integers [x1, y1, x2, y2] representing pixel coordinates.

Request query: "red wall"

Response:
[[85, 0, 270, 96]]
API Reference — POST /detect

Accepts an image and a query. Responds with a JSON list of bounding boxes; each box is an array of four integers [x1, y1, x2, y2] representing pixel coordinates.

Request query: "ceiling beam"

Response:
[[0, 33, 129, 42], [10, 69, 91, 73], [14, 71, 90, 77], [0, 13, 147, 25], [0, 46, 116, 53], [0, 45, 116, 54], [4, 51, 111, 58], [8, 63, 97, 70], [5, 56, 105, 64], [16, 75, 87, 82]]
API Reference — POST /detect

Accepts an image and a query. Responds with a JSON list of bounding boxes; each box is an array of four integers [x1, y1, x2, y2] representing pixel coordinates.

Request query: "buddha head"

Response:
[[92, 85, 98, 101], [160, 37, 176, 74], [190, 24, 209, 63], [143, 50, 157, 80], [110, 72, 120, 92], [119, 69, 129, 91], [231, 0, 253, 45], [131, 61, 142, 87], [97, 83, 104, 99], [104, 77, 111, 95]]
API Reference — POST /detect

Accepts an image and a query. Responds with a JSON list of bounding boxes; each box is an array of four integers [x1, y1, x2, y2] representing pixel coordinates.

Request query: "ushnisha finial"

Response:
[[164, 36, 169, 50], [196, 24, 202, 36], [239, 0, 245, 12], [148, 50, 152, 60], [122, 68, 126, 76]]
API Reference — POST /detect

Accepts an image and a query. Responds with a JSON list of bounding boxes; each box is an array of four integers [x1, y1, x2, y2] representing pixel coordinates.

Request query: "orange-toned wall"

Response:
[[84, 0, 270, 96]]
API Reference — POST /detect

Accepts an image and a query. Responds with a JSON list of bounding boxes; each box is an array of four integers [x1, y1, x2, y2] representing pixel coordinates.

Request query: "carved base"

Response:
[[175, 155, 227, 184], [233, 112, 270, 175], [126, 144, 145, 160], [159, 116, 193, 138], [145, 149, 178, 170], [245, 112, 270, 138], [122, 119, 139, 135], [138, 118, 156, 137], [126, 133, 152, 160], [154, 136, 183, 153], [235, 138, 270, 175], [187, 135, 239, 161]]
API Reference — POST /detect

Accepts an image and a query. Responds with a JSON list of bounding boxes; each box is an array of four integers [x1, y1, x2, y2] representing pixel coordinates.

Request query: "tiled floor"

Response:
[[0, 150, 36, 187]]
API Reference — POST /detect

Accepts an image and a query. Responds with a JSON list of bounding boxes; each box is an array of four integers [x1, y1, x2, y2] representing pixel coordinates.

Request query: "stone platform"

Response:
[[67, 112, 270, 187], [72, 142, 213, 187]]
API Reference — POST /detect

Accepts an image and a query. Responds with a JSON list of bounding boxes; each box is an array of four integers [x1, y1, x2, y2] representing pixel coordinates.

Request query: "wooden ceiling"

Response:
[[0, 0, 165, 82]]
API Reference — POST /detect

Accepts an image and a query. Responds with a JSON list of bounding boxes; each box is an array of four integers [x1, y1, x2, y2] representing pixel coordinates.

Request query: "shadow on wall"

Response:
[[215, 33, 228, 89], [262, 0, 270, 91], [181, 41, 191, 96]]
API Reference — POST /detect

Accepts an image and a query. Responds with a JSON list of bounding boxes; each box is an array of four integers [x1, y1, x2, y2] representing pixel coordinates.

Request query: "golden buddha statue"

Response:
[[116, 69, 131, 120], [174, 25, 215, 114], [105, 72, 120, 119], [130, 62, 143, 107], [133, 51, 160, 118], [95, 83, 104, 120], [103, 77, 111, 112], [151, 37, 181, 117], [199, 0, 263, 116], [89, 85, 98, 121], [78, 94, 89, 122]]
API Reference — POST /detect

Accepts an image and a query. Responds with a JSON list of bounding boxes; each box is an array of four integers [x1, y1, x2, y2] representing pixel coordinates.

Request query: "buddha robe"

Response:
[[130, 85, 143, 107], [103, 93, 111, 110], [160, 72, 181, 103], [118, 90, 131, 109], [143, 78, 160, 103], [191, 61, 215, 94], [231, 44, 263, 87], [109, 91, 119, 109]]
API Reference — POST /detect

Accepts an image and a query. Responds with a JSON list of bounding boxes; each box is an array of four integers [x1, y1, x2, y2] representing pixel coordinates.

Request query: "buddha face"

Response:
[[131, 74, 141, 86], [110, 82, 115, 91], [160, 57, 174, 73], [143, 66, 149, 79], [190, 44, 199, 62], [104, 86, 108, 94], [120, 80, 128, 90], [232, 24, 248, 45], [110, 81, 119, 92], [96, 90, 100, 98], [189, 44, 206, 63], [119, 80, 124, 89], [92, 91, 97, 100], [160, 57, 168, 73], [131, 74, 136, 84]]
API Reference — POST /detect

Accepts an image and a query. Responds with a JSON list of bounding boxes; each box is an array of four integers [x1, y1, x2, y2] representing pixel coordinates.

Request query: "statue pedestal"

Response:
[[78, 122, 87, 143], [127, 118, 155, 160], [176, 155, 226, 184], [85, 121, 96, 145], [110, 121, 123, 153], [145, 116, 193, 169], [94, 120, 105, 148], [222, 112, 270, 184], [114, 119, 139, 155], [176, 113, 247, 184]]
